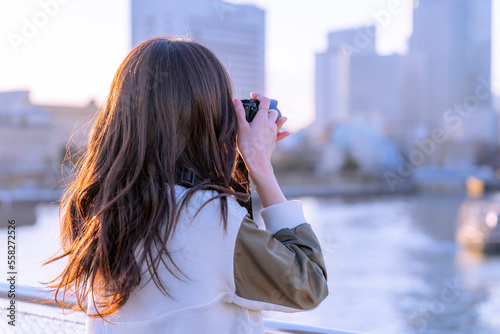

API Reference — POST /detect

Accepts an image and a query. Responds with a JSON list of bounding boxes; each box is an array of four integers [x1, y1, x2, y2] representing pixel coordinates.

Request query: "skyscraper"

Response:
[[131, 0, 265, 98], [315, 26, 421, 150], [409, 0, 496, 166], [315, 28, 374, 127], [409, 0, 492, 127]]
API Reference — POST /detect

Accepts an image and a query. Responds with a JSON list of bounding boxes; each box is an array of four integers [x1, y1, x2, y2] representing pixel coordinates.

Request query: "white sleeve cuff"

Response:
[[260, 200, 307, 234]]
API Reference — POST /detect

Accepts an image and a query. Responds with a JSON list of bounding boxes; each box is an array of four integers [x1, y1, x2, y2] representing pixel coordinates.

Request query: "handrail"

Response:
[[263, 319, 365, 334], [0, 282, 79, 309], [0, 283, 366, 334]]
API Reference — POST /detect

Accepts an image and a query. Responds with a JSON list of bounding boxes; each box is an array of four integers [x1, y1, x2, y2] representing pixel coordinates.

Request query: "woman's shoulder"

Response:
[[225, 194, 249, 218], [174, 184, 249, 220]]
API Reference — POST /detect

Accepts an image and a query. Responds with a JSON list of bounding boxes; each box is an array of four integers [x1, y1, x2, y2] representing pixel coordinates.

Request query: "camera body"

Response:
[[241, 99, 282, 123]]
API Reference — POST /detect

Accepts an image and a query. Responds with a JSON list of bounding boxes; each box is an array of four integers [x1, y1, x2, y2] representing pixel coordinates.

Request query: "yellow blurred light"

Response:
[[466, 177, 484, 198]]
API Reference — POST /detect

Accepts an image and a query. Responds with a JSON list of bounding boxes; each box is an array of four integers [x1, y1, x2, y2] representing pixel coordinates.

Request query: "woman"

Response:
[[46, 37, 328, 333]]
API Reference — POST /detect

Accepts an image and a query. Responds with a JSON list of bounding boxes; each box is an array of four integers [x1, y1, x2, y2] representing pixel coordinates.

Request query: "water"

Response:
[[262, 194, 500, 334], [1, 194, 499, 334]]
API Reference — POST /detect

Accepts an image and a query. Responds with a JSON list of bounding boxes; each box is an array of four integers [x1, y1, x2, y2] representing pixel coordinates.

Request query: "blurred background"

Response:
[[1, 0, 500, 333]]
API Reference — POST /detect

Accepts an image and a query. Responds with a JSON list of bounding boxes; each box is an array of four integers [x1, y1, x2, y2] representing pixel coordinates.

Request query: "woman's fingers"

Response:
[[251, 93, 281, 125], [276, 131, 290, 142], [250, 92, 271, 123], [250, 92, 271, 109], [276, 117, 287, 131], [233, 98, 247, 125], [276, 117, 289, 142], [268, 108, 279, 125]]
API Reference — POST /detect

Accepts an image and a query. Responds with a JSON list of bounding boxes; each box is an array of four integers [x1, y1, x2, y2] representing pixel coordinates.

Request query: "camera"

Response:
[[241, 99, 282, 123]]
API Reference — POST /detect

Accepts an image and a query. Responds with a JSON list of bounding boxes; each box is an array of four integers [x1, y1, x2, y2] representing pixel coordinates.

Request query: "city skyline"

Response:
[[314, 0, 497, 175], [1, 0, 500, 131]]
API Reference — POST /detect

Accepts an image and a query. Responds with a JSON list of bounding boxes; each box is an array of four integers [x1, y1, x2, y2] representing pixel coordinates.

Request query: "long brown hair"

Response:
[[44, 37, 251, 318]]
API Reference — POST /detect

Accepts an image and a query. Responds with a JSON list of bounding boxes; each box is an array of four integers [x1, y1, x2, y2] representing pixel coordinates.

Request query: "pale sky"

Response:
[[1, 0, 499, 130]]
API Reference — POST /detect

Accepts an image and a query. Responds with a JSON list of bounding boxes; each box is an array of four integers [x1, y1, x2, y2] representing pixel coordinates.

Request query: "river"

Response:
[[1, 193, 499, 334]]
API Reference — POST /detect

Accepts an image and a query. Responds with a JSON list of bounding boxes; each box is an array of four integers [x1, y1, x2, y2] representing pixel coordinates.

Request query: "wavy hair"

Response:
[[44, 37, 251, 318]]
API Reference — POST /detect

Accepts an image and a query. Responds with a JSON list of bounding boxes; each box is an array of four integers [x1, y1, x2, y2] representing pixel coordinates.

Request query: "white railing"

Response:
[[0, 283, 365, 334]]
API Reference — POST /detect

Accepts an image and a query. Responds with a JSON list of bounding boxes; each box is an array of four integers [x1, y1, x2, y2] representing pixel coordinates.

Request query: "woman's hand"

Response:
[[234, 92, 289, 207], [234, 92, 289, 177]]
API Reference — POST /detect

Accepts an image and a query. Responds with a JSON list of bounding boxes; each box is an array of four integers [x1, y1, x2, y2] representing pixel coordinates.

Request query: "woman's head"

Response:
[[104, 37, 238, 184], [45, 37, 250, 318]]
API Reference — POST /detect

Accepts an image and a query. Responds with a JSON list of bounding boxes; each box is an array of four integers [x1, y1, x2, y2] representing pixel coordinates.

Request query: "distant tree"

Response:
[[341, 152, 359, 172], [271, 145, 319, 176]]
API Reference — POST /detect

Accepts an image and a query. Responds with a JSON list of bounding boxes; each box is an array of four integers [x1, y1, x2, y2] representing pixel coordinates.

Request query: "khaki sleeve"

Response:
[[232, 214, 329, 312]]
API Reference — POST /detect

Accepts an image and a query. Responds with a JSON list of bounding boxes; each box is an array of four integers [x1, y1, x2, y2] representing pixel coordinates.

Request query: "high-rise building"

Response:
[[409, 0, 496, 165], [315, 27, 377, 128], [349, 53, 423, 145], [409, 0, 492, 127], [315, 26, 421, 150], [131, 0, 265, 98]]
